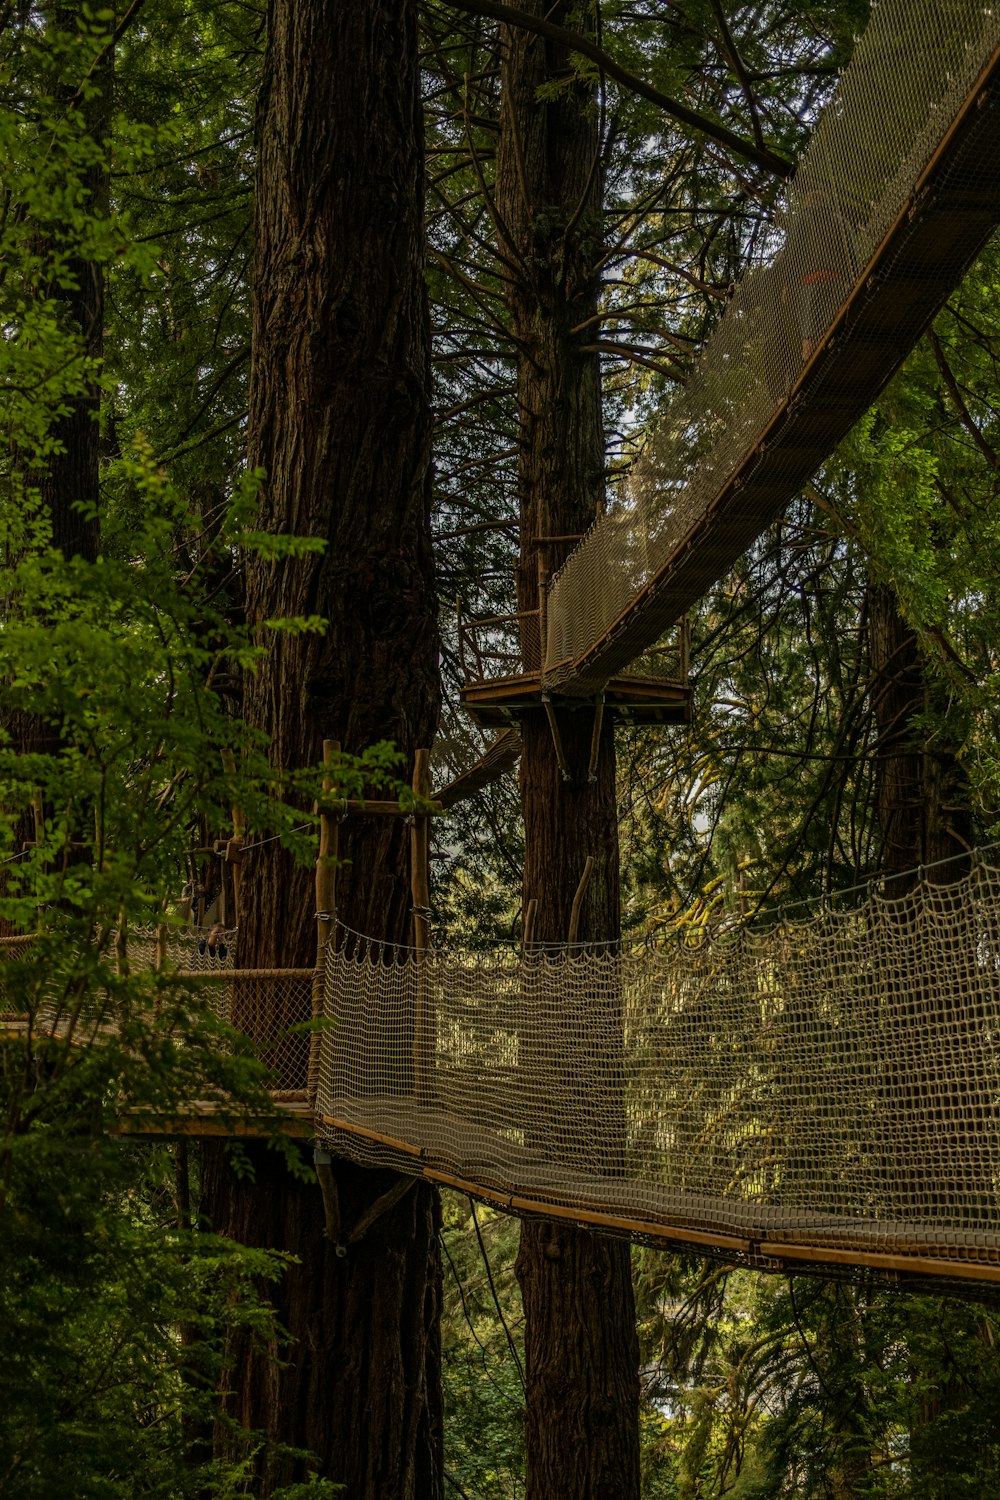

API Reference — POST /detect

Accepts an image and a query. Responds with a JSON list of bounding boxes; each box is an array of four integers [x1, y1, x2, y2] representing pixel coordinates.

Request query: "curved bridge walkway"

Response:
[[10, 5, 1000, 1292], [314, 859, 1000, 1288], [541, 0, 1000, 693], [10, 861, 1000, 1287]]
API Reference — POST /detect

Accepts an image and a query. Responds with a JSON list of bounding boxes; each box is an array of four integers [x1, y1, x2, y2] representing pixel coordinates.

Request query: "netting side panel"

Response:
[[218, 973, 314, 1093], [128, 924, 237, 973], [543, 1, 1000, 682], [317, 866, 1000, 1257], [320, 945, 419, 1106]]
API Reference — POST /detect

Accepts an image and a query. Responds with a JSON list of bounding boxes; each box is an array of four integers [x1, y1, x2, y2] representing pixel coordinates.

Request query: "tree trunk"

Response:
[[868, 579, 972, 886], [201, 3, 443, 1495], [867, 576, 975, 1488], [496, 8, 640, 1496]]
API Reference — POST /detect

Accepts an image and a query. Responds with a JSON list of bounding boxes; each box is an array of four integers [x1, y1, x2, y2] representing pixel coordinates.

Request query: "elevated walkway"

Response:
[[313, 858, 1000, 1287], [458, 605, 691, 726], [519, 1, 1000, 694], [9, 860, 1000, 1286]]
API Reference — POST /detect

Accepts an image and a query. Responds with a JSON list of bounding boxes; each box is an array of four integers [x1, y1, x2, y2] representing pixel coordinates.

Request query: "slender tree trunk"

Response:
[[868, 580, 972, 885], [867, 576, 974, 1488], [201, 3, 443, 1495], [496, 8, 640, 1496]]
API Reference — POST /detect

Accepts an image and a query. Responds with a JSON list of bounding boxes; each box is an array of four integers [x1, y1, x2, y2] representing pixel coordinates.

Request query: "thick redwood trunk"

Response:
[[202, 2, 442, 1495], [204, 1148, 442, 1498], [496, 8, 640, 1496]]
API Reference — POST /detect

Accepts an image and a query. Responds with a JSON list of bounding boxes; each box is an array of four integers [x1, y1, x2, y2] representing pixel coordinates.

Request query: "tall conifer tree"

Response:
[[494, 7, 641, 1494], [201, 2, 444, 1494]]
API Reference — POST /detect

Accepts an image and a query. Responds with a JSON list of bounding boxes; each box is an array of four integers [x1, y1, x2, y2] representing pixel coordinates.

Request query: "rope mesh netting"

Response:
[[318, 862, 1000, 1266], [124, 933, 315, 1093], [128, 924, 237, 973], [1, 927, 314, 1096], [543, 0, 1000, 688]]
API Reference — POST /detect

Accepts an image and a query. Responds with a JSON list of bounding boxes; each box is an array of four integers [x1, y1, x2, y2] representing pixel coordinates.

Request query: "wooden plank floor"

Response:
[[10, 1020, 1000, 1283], [318, 1097, 1000, 1285]]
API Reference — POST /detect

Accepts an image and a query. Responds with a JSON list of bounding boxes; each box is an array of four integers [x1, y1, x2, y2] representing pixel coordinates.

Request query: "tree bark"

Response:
[[868, 579, 972, 887], [867, 576, 976, 1485], [201, 3, 443, 1495], [496, 7, 640, 1496]]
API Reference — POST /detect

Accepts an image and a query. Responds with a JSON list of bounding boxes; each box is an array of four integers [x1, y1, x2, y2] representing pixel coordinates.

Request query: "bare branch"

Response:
[[439, 0, 794, 179]]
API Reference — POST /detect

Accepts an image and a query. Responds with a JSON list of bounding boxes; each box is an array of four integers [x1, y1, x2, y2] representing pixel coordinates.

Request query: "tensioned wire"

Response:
[[329, 841, 1000, 957]]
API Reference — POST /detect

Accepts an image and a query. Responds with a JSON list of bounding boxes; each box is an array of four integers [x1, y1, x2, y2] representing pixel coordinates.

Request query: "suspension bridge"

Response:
[[7, 0, 1000, 1288]]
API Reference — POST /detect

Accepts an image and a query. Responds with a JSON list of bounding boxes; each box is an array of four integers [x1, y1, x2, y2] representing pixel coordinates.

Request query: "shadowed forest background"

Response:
[[3, 1, 1000, 1497]]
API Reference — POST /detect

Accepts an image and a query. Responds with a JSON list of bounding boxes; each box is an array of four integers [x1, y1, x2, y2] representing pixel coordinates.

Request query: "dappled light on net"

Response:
[[318, 861, 1000, 1274]]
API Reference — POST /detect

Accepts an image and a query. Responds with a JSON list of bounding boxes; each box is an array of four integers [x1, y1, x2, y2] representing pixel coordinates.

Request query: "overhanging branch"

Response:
[[438, 0, 795, 179]]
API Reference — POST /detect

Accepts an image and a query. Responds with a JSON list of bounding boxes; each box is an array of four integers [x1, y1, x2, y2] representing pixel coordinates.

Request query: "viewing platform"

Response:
[[457, 604, 691, 728]]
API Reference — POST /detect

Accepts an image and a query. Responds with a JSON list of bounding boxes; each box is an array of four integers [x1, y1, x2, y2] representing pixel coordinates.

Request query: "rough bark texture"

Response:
[[868, 579, 972, 887], [201, 3, 443, 1496], [867, 577, 976, 1481], [496, 7, 641, 1496]]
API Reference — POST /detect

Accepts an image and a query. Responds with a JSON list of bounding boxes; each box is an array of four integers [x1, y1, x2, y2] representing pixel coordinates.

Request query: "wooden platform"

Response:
[[113, 1098, 315, 1139], [435, 728, 522, 808], [460, 672, 691, 728], [10, 1068, 996, 1283]]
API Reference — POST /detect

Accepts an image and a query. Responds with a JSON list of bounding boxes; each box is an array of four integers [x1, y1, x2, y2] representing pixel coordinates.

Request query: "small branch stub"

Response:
[[568, 856, 595, 947]]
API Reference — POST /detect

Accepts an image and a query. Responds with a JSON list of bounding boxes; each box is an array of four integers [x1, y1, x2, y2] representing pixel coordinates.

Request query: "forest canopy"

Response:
[[2, 1, 1000, 1496]]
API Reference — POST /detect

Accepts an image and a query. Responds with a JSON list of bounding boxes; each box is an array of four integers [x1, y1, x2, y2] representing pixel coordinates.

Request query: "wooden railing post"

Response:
[[536, 554, 549, 672], [410, 747, 433, 1104], [220, 749, 246, 927], [310, 739, 339, 1106]]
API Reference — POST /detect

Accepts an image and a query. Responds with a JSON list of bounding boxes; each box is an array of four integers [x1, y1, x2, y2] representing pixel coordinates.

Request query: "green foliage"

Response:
[[0, 8, 379, 1493], [441, 1195, 525, 1496]]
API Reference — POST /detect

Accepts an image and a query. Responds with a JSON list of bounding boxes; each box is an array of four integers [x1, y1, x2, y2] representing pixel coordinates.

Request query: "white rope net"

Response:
[[543, 0, 1000, 687], [318, 862, 1000, 1267], [0, 926, 315, 1098]]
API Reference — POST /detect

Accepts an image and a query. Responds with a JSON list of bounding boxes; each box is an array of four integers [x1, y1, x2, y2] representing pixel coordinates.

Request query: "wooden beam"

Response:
[[762, 1240, 1000, 1283], [311, 740, 338, 1103], [411, 748, 434, 1104]]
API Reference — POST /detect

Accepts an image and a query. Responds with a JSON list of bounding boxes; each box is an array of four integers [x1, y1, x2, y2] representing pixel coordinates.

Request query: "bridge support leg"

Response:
[[541, 693, 572, 781]]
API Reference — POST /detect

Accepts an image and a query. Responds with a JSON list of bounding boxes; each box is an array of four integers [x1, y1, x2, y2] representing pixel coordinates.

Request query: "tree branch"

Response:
[[440, 0, 794, 179]]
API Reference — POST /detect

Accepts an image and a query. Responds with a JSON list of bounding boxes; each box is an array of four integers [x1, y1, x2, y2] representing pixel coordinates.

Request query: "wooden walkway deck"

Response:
[[105, 1080, 1000, 1287], [317, 1099, 1000, 1287]]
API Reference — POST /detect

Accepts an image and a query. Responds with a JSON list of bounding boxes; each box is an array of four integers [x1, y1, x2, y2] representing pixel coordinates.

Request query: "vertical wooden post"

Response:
[[456, 595, 468, 682], [410, 747, 433, 1104], [116, 907, 128, 977], [155, 918, 168, 972], [567, 855, 595, 947], [310, 739, 339, 1105], [536, 552, 549, 672], [221, 749, 246, 927], [523, 897, 538, 952]]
